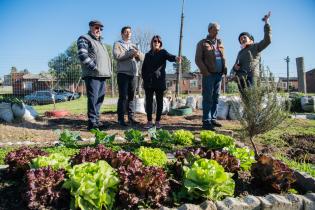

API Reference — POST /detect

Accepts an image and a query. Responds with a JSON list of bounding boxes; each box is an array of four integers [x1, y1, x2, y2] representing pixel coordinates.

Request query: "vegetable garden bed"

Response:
[[0, 128, 314, 210]]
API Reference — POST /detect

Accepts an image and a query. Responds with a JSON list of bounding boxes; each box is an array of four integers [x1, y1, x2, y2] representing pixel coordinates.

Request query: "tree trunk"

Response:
[[250, 136, 259, 159]]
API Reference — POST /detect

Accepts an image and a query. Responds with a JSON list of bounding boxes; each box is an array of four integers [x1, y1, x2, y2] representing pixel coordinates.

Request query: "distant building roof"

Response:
[[306, 68, 315, 74], [166, 72, 199, 80], [278, 77, 298, 81], [22, 73, 55, 81]]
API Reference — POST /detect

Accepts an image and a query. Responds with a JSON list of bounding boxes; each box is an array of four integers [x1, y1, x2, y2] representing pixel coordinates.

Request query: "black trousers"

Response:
[[145, 88, 164, 122], [117, 73, 137, 121], [84, 77, 106, 125]]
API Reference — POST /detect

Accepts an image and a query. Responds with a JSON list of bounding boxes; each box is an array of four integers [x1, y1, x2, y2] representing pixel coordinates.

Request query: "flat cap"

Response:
[[89, 20, 103, 27]]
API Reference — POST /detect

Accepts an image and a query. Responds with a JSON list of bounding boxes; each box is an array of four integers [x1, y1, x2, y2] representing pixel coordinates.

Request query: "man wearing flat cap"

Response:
[[77, 20, 112, 130], [231, 12, 272, 92], [195, 22, 227, 130]]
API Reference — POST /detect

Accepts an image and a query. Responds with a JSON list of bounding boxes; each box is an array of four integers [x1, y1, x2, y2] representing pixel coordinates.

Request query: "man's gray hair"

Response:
[[208, 22, 220, 30]]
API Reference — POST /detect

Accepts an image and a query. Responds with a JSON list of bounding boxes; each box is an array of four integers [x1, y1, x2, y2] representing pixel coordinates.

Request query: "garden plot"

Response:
[[0, 128, 314, 210]]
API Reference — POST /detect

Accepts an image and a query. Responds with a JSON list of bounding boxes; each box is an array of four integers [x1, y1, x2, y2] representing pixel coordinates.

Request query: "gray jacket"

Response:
[[113, 40, 144, 76], [233, 23, 271, 77], [77, 33, 112, 79]]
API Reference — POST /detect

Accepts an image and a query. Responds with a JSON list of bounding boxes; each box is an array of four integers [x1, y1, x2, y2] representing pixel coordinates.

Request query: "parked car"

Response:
[[53, 89, 81, 101], [24, 90, 68, 105]]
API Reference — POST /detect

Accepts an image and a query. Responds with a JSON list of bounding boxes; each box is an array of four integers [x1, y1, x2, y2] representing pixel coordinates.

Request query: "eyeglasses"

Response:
[[153, 39, 160, 43], [94, 26, 103, 31]]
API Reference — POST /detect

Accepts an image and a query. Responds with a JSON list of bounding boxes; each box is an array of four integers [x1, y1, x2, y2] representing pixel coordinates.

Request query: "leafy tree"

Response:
[[10, 66, 18, 74], [48, 42, 81, 87], [48, 42, 114, 91], [22, 69, 29, 74], [233, 73, 289, 157], [226, 82, 238, 94], [173, 55, 191, 73]]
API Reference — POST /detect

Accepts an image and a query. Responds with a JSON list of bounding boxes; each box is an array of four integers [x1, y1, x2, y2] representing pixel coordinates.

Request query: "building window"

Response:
[[23, 81, 33, 90], [190, 79, 198, 88]]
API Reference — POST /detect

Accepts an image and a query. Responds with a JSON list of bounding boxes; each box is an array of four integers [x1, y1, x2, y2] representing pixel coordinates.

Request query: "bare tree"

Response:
[[132, 28, 153, 54], [132, 28, 154, 97]]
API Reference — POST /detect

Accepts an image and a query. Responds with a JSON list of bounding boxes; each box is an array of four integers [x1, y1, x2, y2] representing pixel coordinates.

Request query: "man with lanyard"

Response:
[[77, 20, 112, 130], [195, 22, 227, 130], [113, 26, 144, 127]]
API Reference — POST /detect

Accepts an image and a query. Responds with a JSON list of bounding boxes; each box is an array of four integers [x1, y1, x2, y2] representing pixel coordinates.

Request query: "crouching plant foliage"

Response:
[[63, 160, 120, 210], [251, 155, 296, 193], [30, 153, 71, 171], [136, 146, 168, 167], [174, 147, 240, 178], [182, 158, 235, 201], [5, 147, 48, 176], [118, 165, 171, 208], [149, 128, 173, 146], [57, 129, 80, 148], [25, 167, 70, 210], [172, 130, 194, 146], [125, 128, 145, 145], [200, 131, 235, 149], [234, 75, 288, 157], [91, 129, 116, 146], [224, 145, 256, 171]]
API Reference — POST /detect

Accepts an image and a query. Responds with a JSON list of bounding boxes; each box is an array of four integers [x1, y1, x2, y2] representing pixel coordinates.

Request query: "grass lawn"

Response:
[[256, 118, 315, 147], [0, 86, 13, 94], [33, 96, 116, 115]]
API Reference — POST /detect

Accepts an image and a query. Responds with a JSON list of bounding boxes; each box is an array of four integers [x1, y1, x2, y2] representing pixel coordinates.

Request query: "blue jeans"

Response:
[[84, 77, 106, 125], [236, 74, 254, 95], [202, 73, 222, 122]]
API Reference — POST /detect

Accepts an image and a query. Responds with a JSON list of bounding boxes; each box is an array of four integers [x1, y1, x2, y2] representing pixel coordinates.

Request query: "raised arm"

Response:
[[257, 12, 272, 52]]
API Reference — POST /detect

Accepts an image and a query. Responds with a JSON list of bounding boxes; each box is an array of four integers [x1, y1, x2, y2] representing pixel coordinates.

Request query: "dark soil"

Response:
[[0, 172, 27, 210], [282, 134, 315, 164]]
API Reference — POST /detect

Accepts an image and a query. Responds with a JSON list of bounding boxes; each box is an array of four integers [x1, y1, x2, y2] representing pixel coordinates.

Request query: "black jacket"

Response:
[[141, 49, 176, 90]]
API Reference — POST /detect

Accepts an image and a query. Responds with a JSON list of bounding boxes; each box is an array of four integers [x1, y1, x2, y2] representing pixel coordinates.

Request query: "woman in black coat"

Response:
[[141, 35, 180, 129]]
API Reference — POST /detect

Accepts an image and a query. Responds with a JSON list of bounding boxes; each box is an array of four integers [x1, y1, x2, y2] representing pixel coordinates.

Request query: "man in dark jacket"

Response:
[[231, 12, 272, 91], [195, 22, 227, 130], [77, 20, 112, 130]]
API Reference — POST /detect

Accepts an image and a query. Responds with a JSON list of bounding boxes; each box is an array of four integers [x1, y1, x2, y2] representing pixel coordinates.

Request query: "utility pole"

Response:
[[284, 56, 290, 93], [175, 0, 184, 98]]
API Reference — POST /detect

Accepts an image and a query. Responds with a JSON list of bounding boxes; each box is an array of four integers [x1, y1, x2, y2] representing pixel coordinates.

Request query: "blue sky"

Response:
[[1, 0, 315, 79]]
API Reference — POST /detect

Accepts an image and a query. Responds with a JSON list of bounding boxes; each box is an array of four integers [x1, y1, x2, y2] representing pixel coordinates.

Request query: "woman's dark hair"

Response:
[[150, 35, 163, 49], [121, 26, 131, 34]]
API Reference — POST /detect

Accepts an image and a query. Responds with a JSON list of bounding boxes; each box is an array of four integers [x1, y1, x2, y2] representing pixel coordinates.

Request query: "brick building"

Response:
[[306, 68, 315, 93]]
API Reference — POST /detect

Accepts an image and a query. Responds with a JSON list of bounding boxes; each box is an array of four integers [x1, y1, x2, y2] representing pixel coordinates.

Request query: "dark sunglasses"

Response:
[[94, 26, 103, 31], [153, 39, 160, 43]]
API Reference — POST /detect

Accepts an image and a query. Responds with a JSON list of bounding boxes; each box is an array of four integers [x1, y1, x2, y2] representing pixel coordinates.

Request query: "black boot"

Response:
[[128, 116, 139, 125], [202, 120, 215, 131]]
